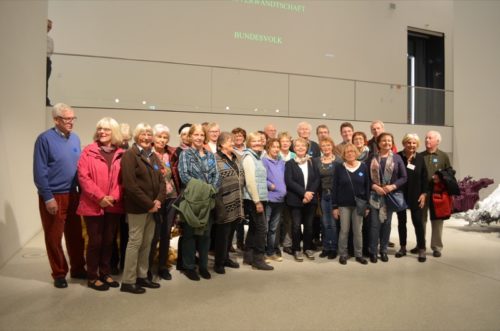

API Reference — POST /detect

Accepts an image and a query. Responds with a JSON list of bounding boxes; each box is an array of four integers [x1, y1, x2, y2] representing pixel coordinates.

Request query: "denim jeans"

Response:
[[265, 202, 284, 256], [320, 193, 338, 252], [369, 207, 393, 254]]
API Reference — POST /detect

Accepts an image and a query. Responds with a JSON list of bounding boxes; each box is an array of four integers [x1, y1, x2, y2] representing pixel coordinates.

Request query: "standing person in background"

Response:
[[148, 124, 179, 281], [333, 143, 370, 265], [242, 132, 273, 270], [417, 130, 451, 258], [295, 122, 321, 158], [262, 138, 287, 262], [120, 123, 166, 294], [368, 133, 407, 263], [352, 131, 370, 163], [396, 134, 427, 262], [177, 124, 220, 281], [77, 117, 124, 291], [264, 124, 277, 139], [277, 131, 295, 255], [110, 122, 132, 275], [367, 120, 397, 249], [232, 127, 247, 156], [335, 122, 354, 156], [316, 124, 330, 142], [314, 137, 342, 259], [285, 138, 320, 262], [33, 103, 86, 288], [213, 132, 244, 274], [278, 131, 296, 162], [46, 19, 54, 106], [206, 122, 220, 153]]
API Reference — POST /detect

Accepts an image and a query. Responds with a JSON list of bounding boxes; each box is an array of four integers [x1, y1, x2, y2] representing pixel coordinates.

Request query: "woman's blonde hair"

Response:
[[93, 117, 123, 146]]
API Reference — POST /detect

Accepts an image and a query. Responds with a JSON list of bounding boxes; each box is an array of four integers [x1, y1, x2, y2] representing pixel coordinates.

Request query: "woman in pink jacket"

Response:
[[77, 117, 124, 291]]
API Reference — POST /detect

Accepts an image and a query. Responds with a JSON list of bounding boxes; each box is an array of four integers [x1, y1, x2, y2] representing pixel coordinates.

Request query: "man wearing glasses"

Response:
[[33, 103, 86, 288]]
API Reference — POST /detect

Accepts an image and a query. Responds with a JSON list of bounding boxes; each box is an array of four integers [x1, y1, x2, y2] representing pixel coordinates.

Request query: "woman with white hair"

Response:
[[147, 124, 180, 281], [395, 133, 428, 262], [120, 123, 166, 294], [77, 117, 124, 291]]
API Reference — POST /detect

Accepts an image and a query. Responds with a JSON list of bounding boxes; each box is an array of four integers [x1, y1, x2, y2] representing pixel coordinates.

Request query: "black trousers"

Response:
[[244, 200, 267, 256], [397, 208, 426, 249], [149, 198, 176, 274], [110, 214, 129, 270], [214, 221, 238, 267], [290, 204, 316, 252]]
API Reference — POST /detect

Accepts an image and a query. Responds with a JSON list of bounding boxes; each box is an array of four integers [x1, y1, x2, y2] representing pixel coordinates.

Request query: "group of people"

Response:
[[33, 103, 452, 294]]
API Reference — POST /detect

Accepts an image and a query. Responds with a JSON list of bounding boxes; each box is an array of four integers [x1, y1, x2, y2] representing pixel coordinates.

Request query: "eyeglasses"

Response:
[[57, 116, 77, 123]]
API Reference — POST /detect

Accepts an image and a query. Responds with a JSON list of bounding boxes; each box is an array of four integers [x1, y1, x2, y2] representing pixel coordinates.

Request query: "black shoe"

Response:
[[70, 271, 87, 280], [339, 256, 347, 265], [283, 247, 294, 256], [88, 280, 109, 291], [100, 275, 120, 288], [319, 250, 328, 258], [159, 269, 172, 280], [395, 250, 407, 258], [252, 256, 274, 270], [184, 269, 200, 281], [356, 257, 368, 265], [388, 241, 395, 248], [214, 265, 225, 274], [433, 251, 442, 258], [370, 254, 378, 263], [327, 251, 338, 260], [136, 277, 161, 289], [54, 277, 68, 289], [120, 283, 146, 294], [199, 268, 211, 279], [224, 259, 240, 269], [409, 247, 419, 254], [380, 253, 389, 262], [418, 256, 427, 263]]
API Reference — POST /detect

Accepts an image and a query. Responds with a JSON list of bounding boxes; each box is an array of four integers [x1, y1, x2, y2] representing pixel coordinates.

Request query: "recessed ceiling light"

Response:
[[254, 108, 258, 112], [275, 109, 280, 113], [322, 113, 327, 117], [142, 100, 147, 105], [114, 98, 120, 103], [225, 106, 230, 110]]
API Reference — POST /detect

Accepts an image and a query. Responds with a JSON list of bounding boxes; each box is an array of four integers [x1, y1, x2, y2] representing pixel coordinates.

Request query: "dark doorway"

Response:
[[407, 28, 445, 125]]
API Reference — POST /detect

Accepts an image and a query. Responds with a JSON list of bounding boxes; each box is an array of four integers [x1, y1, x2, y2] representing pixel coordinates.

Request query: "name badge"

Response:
[[432, 158, 438, 164], [153, 164, 159, 171], [407, 164, 415, 171]]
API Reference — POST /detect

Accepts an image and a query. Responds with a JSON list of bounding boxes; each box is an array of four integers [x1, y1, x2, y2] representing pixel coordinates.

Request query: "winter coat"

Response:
[[77, 142, 124, 216]]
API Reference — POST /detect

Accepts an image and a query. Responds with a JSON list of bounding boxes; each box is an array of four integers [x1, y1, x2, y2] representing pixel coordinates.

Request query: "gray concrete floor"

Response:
[[1, 216, 500, 331]]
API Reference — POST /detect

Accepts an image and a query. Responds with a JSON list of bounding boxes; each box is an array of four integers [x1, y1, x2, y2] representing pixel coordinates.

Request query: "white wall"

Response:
[[0, 1, 48, 267], [454, 1, 500, 198]]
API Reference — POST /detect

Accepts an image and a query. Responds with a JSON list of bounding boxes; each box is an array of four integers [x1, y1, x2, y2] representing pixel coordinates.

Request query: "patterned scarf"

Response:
[[370, 152, 395, 222], [294, 154, 311, 165]]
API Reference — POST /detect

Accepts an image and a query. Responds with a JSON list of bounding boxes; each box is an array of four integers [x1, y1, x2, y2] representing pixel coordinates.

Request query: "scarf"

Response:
[[294, 154, 311, 165], [370, 152, 395, 222]]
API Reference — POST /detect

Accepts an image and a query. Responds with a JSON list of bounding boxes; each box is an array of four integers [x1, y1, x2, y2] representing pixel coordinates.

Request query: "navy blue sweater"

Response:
[[332, 162, 370, 208]]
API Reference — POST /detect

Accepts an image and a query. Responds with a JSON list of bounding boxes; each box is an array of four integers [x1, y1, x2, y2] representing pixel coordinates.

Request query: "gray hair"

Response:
[[93, 117, 123, 146], [52, 103, 73, 118], [217, 132, 233, 150], [427, 130, 442, 144], [153, 123, 170, 137], [133, 123, 153, 143], [297, 121, 312, 131]]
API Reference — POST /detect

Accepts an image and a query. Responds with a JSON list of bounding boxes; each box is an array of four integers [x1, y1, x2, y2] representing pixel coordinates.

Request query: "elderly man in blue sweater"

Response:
[[33, 103, 86, 288]]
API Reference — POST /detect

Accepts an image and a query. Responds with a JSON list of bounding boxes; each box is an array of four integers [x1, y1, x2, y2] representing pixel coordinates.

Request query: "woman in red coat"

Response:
[[77, 117, 124, 291]]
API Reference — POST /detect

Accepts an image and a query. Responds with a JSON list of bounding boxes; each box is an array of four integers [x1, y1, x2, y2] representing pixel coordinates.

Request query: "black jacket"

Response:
[[435, 167, 460, 196], [398, 151, 428, 210], [285, 159, 320, 207]]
